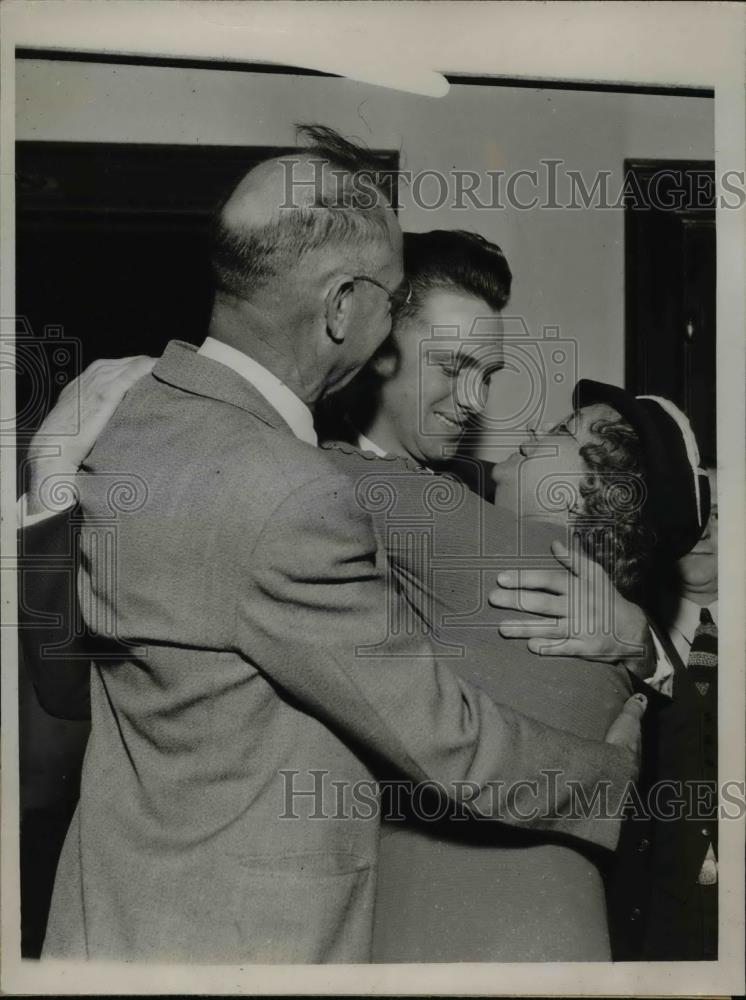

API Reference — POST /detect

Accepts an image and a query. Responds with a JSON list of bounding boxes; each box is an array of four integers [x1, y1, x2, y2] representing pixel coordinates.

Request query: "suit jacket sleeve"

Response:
[[18, 506, 92, 720], [235, 472, 637, 852]]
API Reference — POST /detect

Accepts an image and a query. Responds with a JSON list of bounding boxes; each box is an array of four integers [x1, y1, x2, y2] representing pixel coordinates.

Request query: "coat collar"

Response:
[[152, 340, 295, 436]]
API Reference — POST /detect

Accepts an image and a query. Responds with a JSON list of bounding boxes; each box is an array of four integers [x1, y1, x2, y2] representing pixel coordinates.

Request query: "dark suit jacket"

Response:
[[24, 342, 636, 962], [19, 505, 92, 721], [606, 626, 718, 960]]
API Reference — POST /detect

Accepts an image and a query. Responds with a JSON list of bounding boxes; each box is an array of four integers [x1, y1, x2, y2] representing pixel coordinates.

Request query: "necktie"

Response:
[[688, 607, 718, 696], [687, 607, 718, 886]]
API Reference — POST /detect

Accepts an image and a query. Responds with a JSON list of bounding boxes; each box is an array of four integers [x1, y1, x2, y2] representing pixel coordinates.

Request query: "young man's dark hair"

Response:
[[399, 229, 512, 319]]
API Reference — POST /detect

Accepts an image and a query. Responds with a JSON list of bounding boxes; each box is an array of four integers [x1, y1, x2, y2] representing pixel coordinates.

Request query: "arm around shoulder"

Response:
[[235, 472, 638, 851]]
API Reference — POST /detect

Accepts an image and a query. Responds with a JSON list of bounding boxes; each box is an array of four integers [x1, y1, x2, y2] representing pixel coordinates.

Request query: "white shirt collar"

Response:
[[198, 337, 317, 447], [671, 595, 719, 646], [356, 430, 389, 458]]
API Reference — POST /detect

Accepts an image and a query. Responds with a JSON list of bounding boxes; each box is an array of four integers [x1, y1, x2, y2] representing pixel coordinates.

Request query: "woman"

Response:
[[318, 230, 709, 961]]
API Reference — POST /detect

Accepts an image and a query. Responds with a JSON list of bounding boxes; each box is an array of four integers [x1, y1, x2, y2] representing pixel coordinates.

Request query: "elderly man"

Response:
[[19, 127, 643, 964]]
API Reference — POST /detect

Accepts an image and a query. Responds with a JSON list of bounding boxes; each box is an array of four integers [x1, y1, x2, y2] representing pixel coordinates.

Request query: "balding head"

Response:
[[211, 125, 398, 302], [207, 125, 404, 403]]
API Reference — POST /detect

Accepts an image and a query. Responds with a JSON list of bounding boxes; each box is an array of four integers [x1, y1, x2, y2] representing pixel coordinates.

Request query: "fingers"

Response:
[[563, 534, 610, 583], [494, 568, 569, 595], [526, 637, 574, 655], [32, 356, 156, 464], [621, 692, 648, 720], [603, 692, 647, 757], [526, 637, 584, 655], [77, 356, 155, 409], [549, 539, 572, 571], [87, 354, 154, 370], [489, 587, 564, 617], [79, 355, 155, 383], [525, 637, 617, 659], [608, 692, 648, 742], [551, 536, 595, 574], [503, 634, 619, 659], [498, 621, 563, 640], [84, 356, 155, 388], [117, 356, 156, 387], [103, 355, 155, 374]]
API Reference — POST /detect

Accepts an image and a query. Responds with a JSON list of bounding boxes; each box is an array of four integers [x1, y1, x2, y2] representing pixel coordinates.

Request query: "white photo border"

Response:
[[1, 1, 744, 995]]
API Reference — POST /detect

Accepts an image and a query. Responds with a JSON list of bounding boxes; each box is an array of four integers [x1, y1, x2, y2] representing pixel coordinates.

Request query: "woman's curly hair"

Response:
[[571, 415, 654, 600]]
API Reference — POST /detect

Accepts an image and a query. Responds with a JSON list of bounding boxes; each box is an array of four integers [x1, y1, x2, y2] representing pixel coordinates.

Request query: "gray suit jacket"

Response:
[[43, 340, 635, 963]]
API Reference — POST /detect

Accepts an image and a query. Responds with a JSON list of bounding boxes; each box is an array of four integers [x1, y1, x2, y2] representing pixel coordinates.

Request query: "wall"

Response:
[[16, 58, 714, 436]]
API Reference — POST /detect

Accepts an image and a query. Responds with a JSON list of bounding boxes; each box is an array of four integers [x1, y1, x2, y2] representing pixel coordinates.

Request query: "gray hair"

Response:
[[210, 125, 393, 299]]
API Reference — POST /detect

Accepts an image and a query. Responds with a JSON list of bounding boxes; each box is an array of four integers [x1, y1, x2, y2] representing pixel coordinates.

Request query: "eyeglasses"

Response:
[[351, 275, 413, 313]]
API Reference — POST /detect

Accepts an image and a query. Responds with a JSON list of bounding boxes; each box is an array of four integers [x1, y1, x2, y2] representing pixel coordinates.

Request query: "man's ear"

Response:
[[325, 277, 354, 344]]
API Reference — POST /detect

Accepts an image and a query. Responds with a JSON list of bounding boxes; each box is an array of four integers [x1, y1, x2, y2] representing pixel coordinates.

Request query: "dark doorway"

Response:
[[15, 140, 400, 442], [624, 159, 716, 462]]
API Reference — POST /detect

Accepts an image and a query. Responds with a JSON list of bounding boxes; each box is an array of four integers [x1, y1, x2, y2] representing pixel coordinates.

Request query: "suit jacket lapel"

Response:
[[152, 340, 296, 437], [655, 626, 704, 706]]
